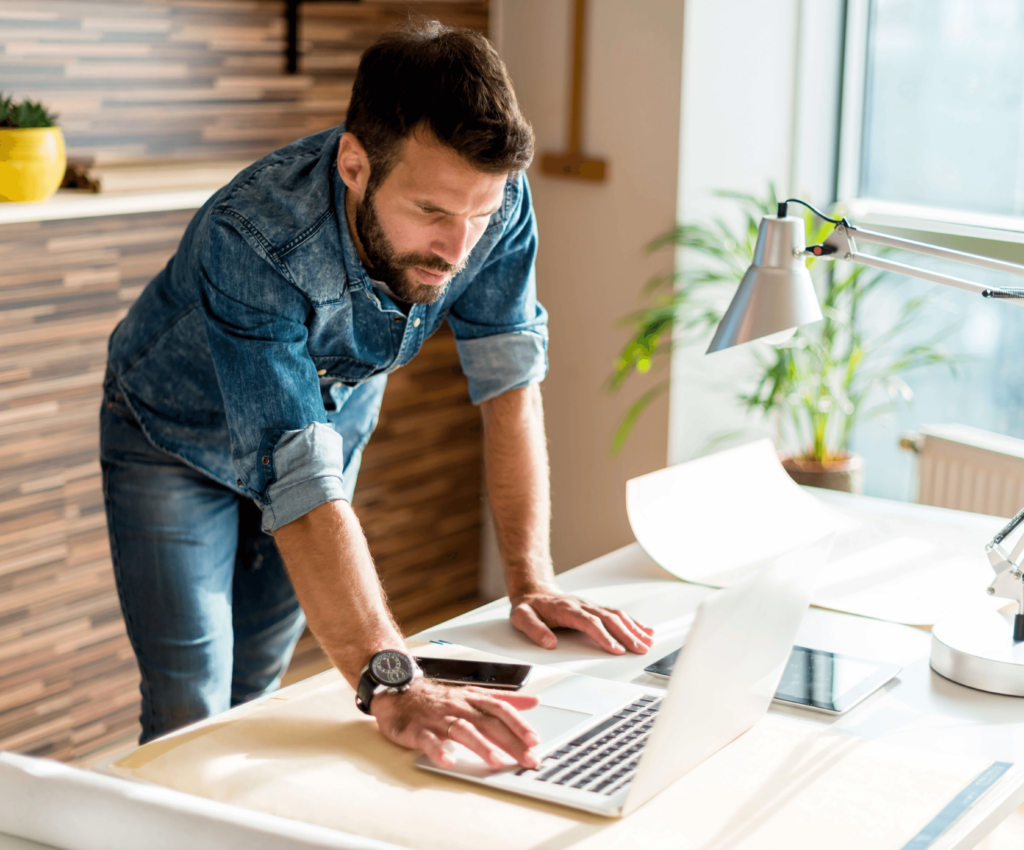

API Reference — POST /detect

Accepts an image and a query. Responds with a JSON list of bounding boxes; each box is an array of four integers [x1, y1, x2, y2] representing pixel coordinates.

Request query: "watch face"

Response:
[[371, 650, 413, 685]]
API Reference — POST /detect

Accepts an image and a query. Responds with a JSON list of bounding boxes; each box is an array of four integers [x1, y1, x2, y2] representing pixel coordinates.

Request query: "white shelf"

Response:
[[0, 187, 218, 225]]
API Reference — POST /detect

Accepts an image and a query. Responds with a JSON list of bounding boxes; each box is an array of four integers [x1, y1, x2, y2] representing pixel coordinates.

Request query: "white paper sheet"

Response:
[[0, 751, 394, 850], [626, 439, 1007, 625]]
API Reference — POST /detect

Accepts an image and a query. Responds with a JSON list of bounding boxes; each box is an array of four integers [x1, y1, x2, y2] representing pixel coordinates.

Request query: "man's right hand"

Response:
[[371, 677, 542, 769]]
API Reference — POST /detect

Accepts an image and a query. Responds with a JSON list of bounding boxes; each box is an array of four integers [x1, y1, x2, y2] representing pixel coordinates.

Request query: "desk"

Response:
[[8, 491, 1024, 849]]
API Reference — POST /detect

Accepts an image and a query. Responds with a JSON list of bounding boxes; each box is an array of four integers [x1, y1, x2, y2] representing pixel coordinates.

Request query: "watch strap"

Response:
[[355, 666, 378, 715]]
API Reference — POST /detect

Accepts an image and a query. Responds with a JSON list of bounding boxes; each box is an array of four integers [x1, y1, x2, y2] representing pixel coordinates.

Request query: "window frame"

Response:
[[836, 0, 1024, 247]]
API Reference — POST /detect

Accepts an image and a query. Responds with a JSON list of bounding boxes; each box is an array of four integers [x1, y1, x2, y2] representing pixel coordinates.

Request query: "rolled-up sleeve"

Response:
[[199, 215, 348, 532], [447, 173, 549, 404]]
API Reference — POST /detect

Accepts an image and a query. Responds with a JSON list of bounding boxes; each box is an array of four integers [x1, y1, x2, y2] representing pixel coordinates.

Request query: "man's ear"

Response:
[[337, 133, 370, 201]]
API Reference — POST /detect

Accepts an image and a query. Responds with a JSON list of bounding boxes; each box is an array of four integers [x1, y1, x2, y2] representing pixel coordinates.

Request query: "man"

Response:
[[100, 20, 653, 770]]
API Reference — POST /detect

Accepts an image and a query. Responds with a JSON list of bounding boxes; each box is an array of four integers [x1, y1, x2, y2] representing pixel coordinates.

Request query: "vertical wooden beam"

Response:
[[541, 0, 606, 181], [286, 0, 301, 74], [568, 0, 585, 156]]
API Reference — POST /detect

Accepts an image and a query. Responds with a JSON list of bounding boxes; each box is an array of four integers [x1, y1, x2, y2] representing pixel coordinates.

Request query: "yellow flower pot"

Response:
[[0, 126, 66, 203]]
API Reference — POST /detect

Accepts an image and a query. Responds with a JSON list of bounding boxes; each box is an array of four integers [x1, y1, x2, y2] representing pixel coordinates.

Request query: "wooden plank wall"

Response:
[[0, 212, 483, 762], [0, 212, 193, 762], [0, 0, 490, 762], [0, 0, 488, 165]]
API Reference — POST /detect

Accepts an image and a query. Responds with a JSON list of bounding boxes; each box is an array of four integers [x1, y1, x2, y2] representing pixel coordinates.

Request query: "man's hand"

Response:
[[371, 677, 541, 769], [510, 587, 655, 655]]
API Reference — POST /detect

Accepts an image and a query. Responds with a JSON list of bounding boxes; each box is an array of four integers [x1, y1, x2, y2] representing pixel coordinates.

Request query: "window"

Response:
[[843, 0, 1024, 502], [860, 0, 1024, 217]]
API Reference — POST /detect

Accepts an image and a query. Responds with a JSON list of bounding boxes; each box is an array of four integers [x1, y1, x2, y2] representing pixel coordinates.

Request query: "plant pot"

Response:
[[0, 127, 66, 203], [781, 453, 865, 495]]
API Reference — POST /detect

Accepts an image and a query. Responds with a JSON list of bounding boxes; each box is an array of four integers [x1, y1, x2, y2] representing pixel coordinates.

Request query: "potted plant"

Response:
[[610, 187, 958, 493], [0, 92, 65, 203]]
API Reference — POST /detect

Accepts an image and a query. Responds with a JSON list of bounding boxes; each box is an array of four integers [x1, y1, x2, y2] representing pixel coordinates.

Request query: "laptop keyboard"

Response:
[[516, 695, 662, 795]]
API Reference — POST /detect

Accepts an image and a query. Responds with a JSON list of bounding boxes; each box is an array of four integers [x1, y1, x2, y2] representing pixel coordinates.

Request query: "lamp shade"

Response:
[[706, 215, 823, 353]]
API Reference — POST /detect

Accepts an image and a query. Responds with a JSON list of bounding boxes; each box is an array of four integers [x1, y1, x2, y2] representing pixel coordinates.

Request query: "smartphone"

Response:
[[414, 656, 532, 690]]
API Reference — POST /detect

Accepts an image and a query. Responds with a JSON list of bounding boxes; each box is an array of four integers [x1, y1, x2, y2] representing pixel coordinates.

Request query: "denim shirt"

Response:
[[107, 125, 548, 532]]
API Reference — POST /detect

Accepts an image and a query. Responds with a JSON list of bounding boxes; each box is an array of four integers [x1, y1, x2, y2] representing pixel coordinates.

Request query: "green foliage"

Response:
[[610, 187, 960, 461], [0, 92, 58, 128]]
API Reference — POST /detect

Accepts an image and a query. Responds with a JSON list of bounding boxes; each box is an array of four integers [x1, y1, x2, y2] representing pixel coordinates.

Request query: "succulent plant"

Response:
[[0, 92, 58, 128]]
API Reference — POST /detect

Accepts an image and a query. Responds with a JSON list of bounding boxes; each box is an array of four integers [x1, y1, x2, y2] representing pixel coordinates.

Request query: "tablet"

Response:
[[644, 644, 901, 715]]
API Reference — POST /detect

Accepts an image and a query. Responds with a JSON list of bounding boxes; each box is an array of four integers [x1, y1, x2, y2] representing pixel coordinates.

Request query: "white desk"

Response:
[[5, 492, 1024, 849], [421, 540, 1024, 768]]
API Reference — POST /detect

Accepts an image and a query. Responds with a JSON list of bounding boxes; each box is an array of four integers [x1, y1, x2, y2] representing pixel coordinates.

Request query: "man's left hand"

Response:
[[510, 588, 654, 655]]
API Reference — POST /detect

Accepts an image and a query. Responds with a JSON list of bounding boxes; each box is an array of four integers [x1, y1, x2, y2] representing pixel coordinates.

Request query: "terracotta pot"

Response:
[[780, 453, 864, 494]]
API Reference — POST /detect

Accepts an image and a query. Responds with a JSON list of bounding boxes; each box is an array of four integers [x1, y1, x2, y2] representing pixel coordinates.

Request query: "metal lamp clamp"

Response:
[[984, 506, 1024, 642]]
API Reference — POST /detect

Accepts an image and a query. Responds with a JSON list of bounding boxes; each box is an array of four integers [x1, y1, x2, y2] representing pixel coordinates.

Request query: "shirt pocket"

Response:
[[311, 354, 379, 386]]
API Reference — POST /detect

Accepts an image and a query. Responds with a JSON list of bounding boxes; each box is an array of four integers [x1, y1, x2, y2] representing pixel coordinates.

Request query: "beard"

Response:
[[355, 188, 467, 305]]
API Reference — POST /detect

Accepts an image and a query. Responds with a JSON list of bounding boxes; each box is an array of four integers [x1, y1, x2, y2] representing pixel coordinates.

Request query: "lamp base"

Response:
[[931, 607, 1024, 696]]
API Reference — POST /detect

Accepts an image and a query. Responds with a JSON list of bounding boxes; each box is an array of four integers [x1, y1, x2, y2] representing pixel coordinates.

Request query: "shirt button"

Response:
[[261, 455, 270, 466], [317, 368, 326, 376], [393, 317, 403, 323], [412, 318, 421, 328]]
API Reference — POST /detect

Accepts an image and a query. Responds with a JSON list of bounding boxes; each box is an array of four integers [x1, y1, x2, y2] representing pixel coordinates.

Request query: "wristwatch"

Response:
[[355, 649, 418, 715]]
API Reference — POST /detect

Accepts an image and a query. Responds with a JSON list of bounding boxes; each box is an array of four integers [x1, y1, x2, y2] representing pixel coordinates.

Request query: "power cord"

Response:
[[776, 198, 844, 224]]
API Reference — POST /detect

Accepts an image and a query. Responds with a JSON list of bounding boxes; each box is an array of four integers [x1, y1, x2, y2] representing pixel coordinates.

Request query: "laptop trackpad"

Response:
[[521, 704, 592, 745]]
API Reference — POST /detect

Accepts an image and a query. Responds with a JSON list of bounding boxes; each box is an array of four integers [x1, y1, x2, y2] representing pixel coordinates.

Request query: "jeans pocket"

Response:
[[102, 368, 137, 423]]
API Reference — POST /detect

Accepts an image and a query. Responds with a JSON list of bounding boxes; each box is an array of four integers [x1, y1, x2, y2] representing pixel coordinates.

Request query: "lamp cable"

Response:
[[776, 198, 844, 224]]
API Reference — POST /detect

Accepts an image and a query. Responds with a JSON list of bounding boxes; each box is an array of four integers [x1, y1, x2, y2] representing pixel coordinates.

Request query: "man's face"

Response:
[[351, 131, 508, 304]]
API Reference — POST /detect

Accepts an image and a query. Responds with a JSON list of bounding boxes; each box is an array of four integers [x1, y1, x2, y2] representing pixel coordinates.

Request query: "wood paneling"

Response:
[[0, 208, 483, 762], [0, 211, 191, 761], [0, 0, 488, 165]]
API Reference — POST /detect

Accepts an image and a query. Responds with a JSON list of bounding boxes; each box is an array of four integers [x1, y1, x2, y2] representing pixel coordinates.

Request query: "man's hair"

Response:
[[345, 19, 534, 191]]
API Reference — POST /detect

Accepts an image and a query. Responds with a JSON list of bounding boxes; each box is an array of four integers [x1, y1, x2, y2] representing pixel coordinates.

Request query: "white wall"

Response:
[[482, 0, 844, 592], [668, 0, 845, 466], [492, 0, 682, 578]]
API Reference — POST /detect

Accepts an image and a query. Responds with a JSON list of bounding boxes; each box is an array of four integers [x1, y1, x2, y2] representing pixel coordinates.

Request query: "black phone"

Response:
[[414, 656, 532, 690]]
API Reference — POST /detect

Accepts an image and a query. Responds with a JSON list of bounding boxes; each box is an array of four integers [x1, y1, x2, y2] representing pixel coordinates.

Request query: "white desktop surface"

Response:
[[418, 541, 1024, 768], [0, 838, 57, 850], [5, 489, 1024, 849]]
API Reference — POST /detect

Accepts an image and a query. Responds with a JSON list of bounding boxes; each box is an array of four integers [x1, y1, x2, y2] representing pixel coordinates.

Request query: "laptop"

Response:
[[415, 535, 832, 817]]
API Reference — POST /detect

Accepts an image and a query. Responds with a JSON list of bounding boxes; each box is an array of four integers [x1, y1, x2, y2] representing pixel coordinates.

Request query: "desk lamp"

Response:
[[708, 198, 1024, 696]]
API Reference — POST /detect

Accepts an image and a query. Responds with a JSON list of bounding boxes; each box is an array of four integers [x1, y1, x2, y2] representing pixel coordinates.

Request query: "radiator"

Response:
[[901, 424, 1024, 518]]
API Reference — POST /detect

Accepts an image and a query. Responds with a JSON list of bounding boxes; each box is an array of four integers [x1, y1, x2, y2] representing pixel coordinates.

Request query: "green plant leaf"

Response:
[[0, 92, 58, 128], [610, 381, 670, 456]]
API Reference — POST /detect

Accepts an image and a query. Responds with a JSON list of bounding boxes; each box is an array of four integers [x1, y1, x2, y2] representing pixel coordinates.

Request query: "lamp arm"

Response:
[[807, 223, 1024, 301], [847, 251, 994, 296], [990, 506, 1024, 550], [849, 225, 1024, 279]]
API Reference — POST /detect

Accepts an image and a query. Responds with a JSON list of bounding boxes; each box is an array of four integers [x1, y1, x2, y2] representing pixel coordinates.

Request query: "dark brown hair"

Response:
[[345, 19, 534, 191]]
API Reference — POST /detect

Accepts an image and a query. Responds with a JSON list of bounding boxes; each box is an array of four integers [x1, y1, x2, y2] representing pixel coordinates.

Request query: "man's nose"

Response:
[[433, 218, 473, 267]]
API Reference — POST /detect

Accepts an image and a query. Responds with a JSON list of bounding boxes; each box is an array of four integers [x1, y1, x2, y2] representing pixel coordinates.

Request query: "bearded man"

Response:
[[101, 20, 653, 768]]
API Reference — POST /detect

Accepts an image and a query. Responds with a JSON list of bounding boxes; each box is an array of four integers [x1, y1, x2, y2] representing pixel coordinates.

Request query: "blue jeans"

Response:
[[100, 374, 307, 744]]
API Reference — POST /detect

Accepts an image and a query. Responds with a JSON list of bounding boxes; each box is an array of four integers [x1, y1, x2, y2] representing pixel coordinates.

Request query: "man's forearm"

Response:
[[273, 500, 404, 688], [480, 384, 555, 597]]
